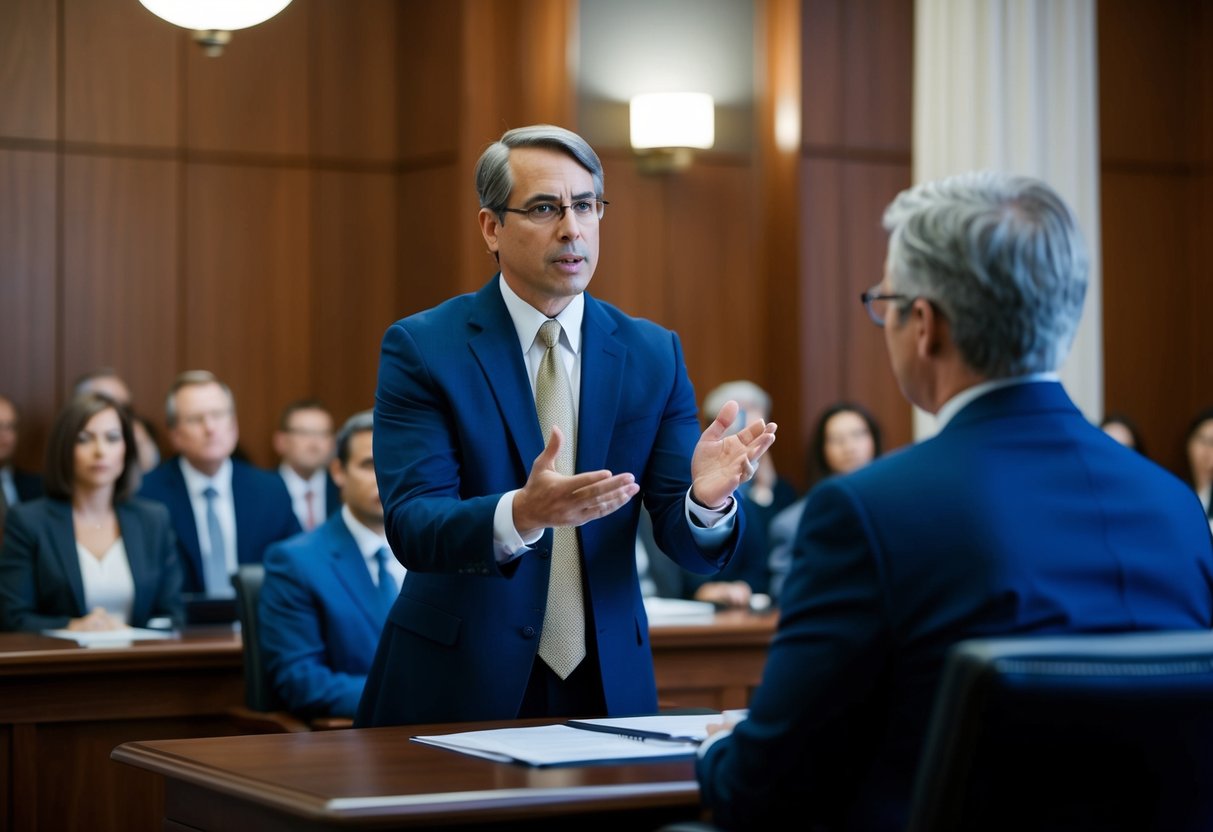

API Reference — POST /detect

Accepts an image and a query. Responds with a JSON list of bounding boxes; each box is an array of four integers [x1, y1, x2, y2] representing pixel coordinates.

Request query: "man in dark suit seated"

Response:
[[140, 370, 300, 597], [0, 394, 43, 543], [273, 399, 340, 533], [260, 410, 399, 720], [694, 171, 1213, 831]]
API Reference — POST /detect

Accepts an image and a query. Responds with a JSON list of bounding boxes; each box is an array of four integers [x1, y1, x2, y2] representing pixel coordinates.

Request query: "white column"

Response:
[[911, 0, 1102, 439]]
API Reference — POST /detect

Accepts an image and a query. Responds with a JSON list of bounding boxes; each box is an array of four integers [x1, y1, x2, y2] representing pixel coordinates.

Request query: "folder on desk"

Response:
[[413, 713, 733, 766]]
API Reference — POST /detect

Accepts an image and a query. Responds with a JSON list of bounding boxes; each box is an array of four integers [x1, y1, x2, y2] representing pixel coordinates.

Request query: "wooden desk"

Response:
[[113, 720, 705, 831], [0, 629, 245, 832], [651, 608, 777, 710]]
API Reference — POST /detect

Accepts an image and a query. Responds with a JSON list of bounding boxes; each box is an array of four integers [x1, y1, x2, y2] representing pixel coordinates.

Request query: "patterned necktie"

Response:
[[202, 486, 233, 597], [375, 546, 399, 613], [534, 319, 586, 679], [303, 489, 316, 531]]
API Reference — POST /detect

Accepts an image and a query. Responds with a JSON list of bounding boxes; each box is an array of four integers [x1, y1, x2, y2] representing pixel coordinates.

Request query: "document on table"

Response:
[[41, 626, 174, 647], [412, 712, 745, 766]]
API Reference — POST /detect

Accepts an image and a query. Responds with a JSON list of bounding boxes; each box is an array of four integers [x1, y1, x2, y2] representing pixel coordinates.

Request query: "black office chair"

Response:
[[906, 630, 1213, 832], [229, 564, 351, 733]]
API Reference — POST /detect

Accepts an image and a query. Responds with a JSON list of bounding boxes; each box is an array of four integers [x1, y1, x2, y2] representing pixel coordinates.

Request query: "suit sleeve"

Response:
[[373, 320, 502, 576], [260, 543, 366, 718], [0, 506, 74, 632], [696, 478, 891, 830]]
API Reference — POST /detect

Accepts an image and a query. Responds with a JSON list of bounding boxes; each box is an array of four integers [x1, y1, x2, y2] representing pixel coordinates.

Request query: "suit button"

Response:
[[522, 626, 536, 638], [537, 549, 550, 560]]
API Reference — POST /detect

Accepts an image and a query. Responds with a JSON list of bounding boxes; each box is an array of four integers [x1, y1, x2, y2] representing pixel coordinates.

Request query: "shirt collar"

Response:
[[935, 372, 1059, 431], [498, 273, 584, 356], [278, 463, 326, 494], [179, 456, 233, 496], [341, 504, 389, 560]]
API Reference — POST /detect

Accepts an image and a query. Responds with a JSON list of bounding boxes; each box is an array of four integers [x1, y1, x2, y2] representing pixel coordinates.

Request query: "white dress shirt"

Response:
[[179, 458, 238, 575], [341, 505, 404, 591], [76, 537, 134, 624], [279, 464, 329, 531]]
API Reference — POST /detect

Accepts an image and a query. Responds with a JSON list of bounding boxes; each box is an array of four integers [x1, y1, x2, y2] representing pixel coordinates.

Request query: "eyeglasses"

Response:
[[860, 288, 910, 327], [500, 198, 608, 225]]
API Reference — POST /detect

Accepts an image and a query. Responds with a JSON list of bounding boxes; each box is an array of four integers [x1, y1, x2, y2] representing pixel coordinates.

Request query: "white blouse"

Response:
[[76, 537, 135, 625]]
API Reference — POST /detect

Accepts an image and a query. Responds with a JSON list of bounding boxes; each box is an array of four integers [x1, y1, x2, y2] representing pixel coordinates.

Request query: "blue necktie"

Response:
[[202, 486, 233, 597], [375, 546, 398, 612]]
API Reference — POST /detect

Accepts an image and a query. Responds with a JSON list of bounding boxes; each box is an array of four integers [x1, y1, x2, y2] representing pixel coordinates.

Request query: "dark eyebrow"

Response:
[[519, 191, 595, 207]]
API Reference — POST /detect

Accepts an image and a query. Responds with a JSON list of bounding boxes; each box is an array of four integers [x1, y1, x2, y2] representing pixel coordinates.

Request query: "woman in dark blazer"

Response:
[[0, 393, 183, 631]]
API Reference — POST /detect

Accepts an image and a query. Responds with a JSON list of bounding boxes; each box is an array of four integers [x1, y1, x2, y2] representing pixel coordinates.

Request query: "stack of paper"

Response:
[[643, 596, 716, 625], [41, 627, 174, 647]]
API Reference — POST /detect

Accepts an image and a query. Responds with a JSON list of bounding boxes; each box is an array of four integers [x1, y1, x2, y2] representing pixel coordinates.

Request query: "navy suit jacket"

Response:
[[357, 276, 742, 726], [697, 382, 1213, 831], [139, 458, 301, 594], [260, 515, 391, 719], [13, 468, 43, 502], [0, 497, 184, 630]]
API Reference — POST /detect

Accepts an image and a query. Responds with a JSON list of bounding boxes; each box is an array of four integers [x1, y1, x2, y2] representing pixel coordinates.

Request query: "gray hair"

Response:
[[882, 171, 1089, 378], [475, 124, 605, 221], [335, 409, 374, 465], [164, 370, 235, 427], [701, 380, 772, 423]]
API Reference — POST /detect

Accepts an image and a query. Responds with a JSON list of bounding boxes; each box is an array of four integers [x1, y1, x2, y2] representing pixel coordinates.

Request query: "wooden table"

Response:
[[113, 720, 706, 831], [0, 628, 245, 832], [1, 609, 777, 832], [650, 608, 778, 710]]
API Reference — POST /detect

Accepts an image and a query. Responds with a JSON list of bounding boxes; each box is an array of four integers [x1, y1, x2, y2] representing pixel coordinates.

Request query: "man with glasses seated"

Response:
[[357, 124, 777, 727], [140, 371, 300, 597], [694, 172, 1213, 831], [273, 399, 339, 532]]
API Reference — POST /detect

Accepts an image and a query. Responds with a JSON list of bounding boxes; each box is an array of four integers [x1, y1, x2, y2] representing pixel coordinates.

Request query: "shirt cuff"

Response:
[[493, 490, 541, 564]]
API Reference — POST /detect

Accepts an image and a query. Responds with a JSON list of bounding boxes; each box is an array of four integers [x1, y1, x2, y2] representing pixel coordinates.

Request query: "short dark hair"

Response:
[[335, 410, 374, 465], [808, 401, 883, 486], [278, 398, 331, 431], [44, 393, 140, 501]]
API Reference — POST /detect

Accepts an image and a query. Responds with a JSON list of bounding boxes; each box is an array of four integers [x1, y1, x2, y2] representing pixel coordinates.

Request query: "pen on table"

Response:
[[564, 720, 703, 745]]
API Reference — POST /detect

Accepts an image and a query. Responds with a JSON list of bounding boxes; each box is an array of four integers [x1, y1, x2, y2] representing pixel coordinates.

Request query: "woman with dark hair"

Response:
[[0, 393, 183, 631], [767, 402, 884, 601], [1185, 407, 1213, 531], [1099, 412, 1148, 457]]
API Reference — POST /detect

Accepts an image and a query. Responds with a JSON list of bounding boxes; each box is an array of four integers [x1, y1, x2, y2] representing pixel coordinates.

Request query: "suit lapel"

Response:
[[47, 500, 87, 613], [467, 278, 546, 468], [576, 296, 625, 474], [324, 521, 384, 628], [164, 462, 203, 582], [117, 503, 149, 622]]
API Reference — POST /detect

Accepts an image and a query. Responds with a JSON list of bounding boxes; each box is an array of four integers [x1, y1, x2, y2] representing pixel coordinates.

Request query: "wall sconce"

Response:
[[138, 0, 294, 57], [629, 92, 715, 174]]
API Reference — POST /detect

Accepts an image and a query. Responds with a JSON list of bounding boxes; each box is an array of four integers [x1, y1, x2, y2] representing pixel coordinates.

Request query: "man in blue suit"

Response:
[[357, 125, 777, 727], [695, 172, 1213, 831], [260, 410, 398, 720], [140, 371, 300, 596]]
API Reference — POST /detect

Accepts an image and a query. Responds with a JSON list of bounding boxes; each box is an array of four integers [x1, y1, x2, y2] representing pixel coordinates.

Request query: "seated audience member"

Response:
[[695, 172, 1213, 831], [0, 393, 182, 631], [0, 394, 43, 544], [1186, 407, 1213, 529], [72, 367, 162, 473], [273, 399, 339, 532], [680, 381, 798, 607], [1100, 411, 1148, 456], [140, 371, 300, 597], [767, 401, 883, 601], [259, 410, 401, 720]]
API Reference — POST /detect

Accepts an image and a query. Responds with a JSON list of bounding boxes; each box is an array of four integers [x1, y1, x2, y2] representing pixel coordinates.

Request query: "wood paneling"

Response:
[[0, 150, 57, 469], [312, 0, 398, 162], [184, 1, 310, 156], [0, 0, 56, 140], [62, 155, 180, 425], [397, 1, 461, 162], [64, 0, 180, 147], [312, 170, 399, 413], [184, 164, 311, 464], [1098, 0, 1210, 478]]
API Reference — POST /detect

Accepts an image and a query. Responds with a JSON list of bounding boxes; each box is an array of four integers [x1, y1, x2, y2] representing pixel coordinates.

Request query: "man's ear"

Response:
[[328, 456, 346, 489], [913, 298, 946, 359], [478, 207, 501, 255]]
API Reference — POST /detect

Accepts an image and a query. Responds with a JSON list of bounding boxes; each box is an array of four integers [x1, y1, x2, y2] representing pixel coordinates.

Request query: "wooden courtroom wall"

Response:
[[1098, 0, 1213, 479], [1, 0, 1209, 490]]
